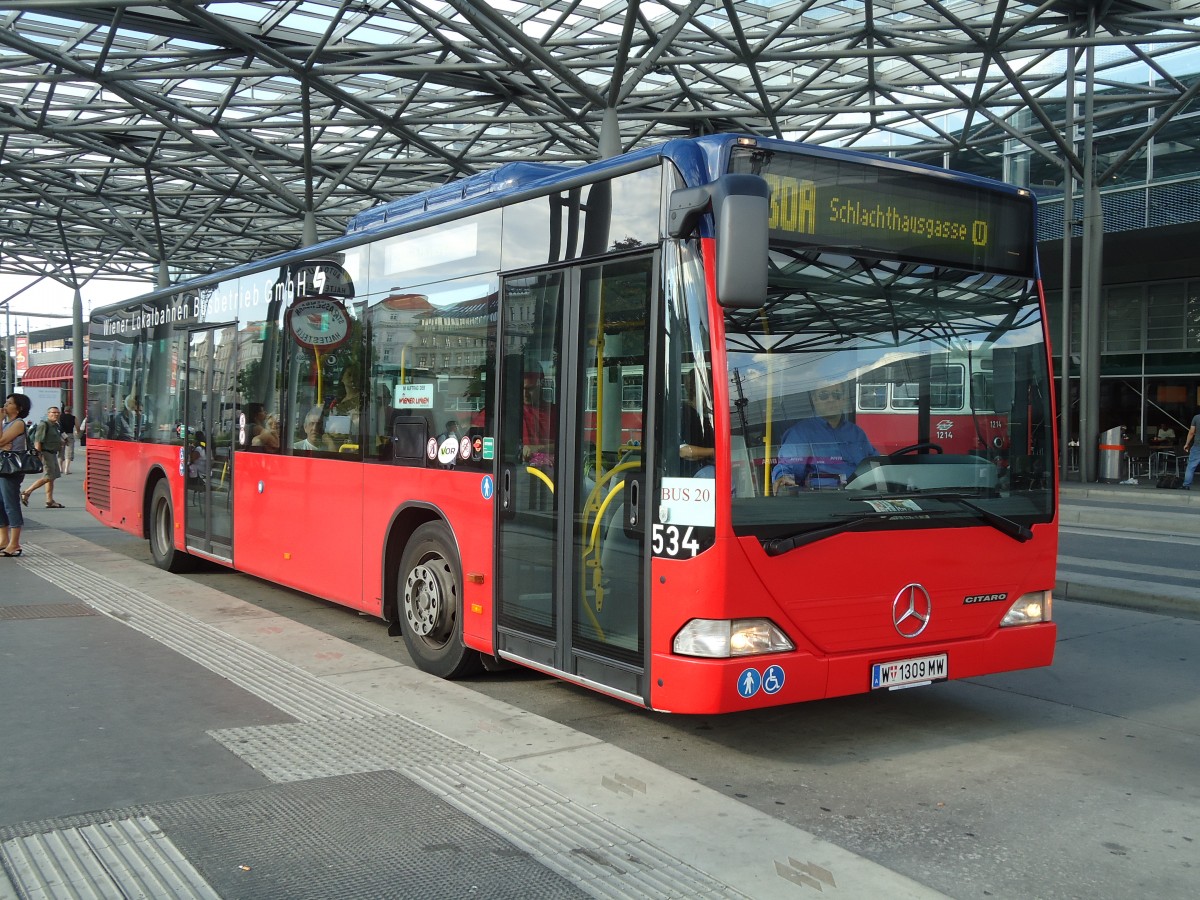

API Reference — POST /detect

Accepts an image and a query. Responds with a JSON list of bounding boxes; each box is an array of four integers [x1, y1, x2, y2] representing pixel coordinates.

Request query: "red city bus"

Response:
[[85, 135, 1057, 713]]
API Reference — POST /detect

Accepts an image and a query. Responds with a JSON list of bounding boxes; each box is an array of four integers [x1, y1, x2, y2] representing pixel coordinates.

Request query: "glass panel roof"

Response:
[[0, 0, 1196, 288]]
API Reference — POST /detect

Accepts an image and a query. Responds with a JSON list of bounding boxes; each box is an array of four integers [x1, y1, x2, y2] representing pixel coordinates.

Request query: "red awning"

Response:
[[18, 360, 87, 387]]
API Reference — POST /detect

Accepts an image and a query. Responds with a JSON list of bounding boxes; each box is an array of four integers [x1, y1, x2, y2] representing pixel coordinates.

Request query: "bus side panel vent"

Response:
[[86, 449, 112, 509]]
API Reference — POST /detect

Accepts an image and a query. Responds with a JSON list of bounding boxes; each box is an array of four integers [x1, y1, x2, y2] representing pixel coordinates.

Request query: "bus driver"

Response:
[[772, 382, 875, 492]]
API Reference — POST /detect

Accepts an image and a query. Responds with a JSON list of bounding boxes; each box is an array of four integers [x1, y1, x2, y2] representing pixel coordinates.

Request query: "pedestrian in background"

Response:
[[58, 407, 77, 475], [0, 392, 33, 556], [21, 405, 65, 508], [1181, 410, 1200, 490]]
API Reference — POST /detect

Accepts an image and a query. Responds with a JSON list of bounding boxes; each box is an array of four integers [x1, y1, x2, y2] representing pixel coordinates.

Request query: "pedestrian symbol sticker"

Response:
[[481, 474, 494, 500], [737, 667, 762, 698]]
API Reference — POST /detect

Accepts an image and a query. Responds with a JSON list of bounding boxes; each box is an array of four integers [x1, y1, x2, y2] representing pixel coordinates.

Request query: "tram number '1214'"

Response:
[[652, 524, 701, 558]]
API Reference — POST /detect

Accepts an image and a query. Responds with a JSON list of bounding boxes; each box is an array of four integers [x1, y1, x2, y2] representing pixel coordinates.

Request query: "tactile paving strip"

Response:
[[1, 816, 219, 900]]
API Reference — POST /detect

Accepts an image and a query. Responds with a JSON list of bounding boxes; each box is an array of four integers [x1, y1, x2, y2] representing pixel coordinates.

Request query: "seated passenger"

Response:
[[772, 382, 875, 492], [109, 392, 145, 440], [293, 406, 334, 451], [250, 407, 280, 451]]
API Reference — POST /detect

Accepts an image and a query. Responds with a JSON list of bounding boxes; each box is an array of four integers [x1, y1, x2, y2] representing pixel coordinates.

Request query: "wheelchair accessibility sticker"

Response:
[[737, 664, 785, 699]]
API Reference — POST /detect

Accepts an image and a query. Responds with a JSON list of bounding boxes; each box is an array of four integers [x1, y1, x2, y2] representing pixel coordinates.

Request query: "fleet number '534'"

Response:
[[652, 524, 701, 558]]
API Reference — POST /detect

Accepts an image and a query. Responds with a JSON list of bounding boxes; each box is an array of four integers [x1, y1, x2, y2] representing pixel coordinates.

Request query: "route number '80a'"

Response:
[[652, 524, 701, 558]]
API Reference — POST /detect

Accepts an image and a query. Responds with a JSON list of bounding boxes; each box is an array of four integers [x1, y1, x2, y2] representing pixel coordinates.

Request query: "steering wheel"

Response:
[[888, 441, 944, 459]]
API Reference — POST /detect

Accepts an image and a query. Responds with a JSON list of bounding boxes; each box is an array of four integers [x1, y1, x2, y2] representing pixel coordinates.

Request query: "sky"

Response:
[[0, 273, 153, 338]]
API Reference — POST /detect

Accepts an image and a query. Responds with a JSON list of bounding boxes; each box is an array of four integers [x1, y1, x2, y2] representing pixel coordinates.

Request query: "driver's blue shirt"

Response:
[[772, 416, 875, 488]]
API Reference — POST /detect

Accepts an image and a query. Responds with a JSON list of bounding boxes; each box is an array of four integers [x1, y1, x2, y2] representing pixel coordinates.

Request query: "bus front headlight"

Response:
[[673, 618, 795, 658], [1000, 591, 1052, 626]]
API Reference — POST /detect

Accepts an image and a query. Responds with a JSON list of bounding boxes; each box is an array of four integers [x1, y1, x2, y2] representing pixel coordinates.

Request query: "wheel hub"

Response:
[[404, 563, 442, 637]]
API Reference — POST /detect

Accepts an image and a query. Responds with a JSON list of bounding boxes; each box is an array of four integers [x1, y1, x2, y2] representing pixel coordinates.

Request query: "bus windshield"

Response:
[[724, 248, 1055, 543]]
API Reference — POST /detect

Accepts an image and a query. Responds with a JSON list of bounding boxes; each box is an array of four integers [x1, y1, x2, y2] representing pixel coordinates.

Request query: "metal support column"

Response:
[[1059, 45, 1076, 480], [71, 288, 84, 422], [599, 107, 621, 160], [1077, 10, 1103, 483]]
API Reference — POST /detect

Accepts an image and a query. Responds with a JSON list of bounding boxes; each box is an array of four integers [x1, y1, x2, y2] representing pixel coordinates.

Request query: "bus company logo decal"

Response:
[[964, 592, 1008, 605], [892, 583, 932, 638]]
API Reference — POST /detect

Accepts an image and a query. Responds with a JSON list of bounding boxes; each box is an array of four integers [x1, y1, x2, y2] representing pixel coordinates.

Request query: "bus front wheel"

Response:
[[149, 480, 192, 572], [398, 522, 482, 679]]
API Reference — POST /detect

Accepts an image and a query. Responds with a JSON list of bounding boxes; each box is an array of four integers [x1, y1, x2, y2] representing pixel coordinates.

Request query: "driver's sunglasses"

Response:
[[816, 389, 843, 400]]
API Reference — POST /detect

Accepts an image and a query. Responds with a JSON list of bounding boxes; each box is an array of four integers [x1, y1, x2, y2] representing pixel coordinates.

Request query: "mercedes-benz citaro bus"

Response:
[[85, 134, 1057, 713]]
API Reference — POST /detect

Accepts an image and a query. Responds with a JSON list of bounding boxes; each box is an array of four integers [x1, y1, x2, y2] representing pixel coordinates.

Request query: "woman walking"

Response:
[[0, 392, 32, 557]]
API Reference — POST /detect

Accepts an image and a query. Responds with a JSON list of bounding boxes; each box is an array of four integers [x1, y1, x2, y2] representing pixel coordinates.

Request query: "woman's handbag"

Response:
[[0, 448, 43, 476]]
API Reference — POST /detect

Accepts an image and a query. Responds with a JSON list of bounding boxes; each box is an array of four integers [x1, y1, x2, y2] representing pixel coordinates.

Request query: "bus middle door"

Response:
[[183, 324, 237, 560], [495, 257, 656, 705]]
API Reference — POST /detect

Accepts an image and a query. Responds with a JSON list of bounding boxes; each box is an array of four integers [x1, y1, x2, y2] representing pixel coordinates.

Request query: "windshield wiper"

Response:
[[763, 512, 914, 556], [921, 493, 1032, 543]]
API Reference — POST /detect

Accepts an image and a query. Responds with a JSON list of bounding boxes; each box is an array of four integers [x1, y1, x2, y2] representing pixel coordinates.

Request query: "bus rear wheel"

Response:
[[398, 522, 482, 679], [149, 479, 192, 572]]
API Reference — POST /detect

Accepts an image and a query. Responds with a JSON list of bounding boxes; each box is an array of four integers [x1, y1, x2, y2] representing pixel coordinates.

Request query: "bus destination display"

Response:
[[731, 152, 1033, 275]]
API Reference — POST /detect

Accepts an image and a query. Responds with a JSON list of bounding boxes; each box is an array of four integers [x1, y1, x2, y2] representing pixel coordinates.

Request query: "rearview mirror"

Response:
[[667, 174, 769, 309]]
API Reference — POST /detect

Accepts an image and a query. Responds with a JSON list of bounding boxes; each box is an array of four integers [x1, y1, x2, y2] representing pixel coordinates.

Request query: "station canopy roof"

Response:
[[0, 1, 1197, 294]]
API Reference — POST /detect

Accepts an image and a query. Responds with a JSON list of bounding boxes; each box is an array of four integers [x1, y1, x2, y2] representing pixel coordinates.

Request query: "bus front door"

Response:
[[183, 325, 236, 560], [496, 257, 655, 705]]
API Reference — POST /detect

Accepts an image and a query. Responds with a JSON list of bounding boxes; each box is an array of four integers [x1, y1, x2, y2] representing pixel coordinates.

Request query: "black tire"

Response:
[[397, 521, 482, 679], [149, 479, 192, 572]]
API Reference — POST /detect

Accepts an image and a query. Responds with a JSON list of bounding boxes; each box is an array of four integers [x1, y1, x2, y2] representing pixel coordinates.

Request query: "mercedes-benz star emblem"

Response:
[[892, 583, 932, 638]]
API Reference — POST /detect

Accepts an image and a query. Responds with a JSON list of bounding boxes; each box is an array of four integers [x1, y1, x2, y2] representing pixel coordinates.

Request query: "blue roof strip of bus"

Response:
[[345, 161, 574, 234], [345, 136, 746, 238]]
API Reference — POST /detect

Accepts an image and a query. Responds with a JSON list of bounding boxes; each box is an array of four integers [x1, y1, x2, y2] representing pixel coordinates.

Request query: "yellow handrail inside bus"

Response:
[[587, 480, 626, 557], [315, 349, 324, 409], [580, 459, 639, 528], [526, 465, 554, 494], [584, 478, 627, 616]]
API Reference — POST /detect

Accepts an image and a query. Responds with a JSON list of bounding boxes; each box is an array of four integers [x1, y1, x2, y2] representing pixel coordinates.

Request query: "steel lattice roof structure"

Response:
[[0, 1, 1198, 294]]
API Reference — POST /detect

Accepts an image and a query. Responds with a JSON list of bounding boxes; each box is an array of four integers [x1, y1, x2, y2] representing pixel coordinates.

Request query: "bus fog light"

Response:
[[674, 618, 794, 658], [1000, 591, 1052, 626]]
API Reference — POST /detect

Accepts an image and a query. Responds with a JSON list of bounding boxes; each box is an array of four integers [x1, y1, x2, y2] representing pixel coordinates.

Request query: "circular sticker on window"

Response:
[[437, 436, 459, 466]]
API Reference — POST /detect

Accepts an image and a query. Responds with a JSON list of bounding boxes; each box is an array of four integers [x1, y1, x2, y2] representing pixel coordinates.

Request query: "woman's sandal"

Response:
[[0, 549, 22, 557], [45, 501, 64, 508]]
